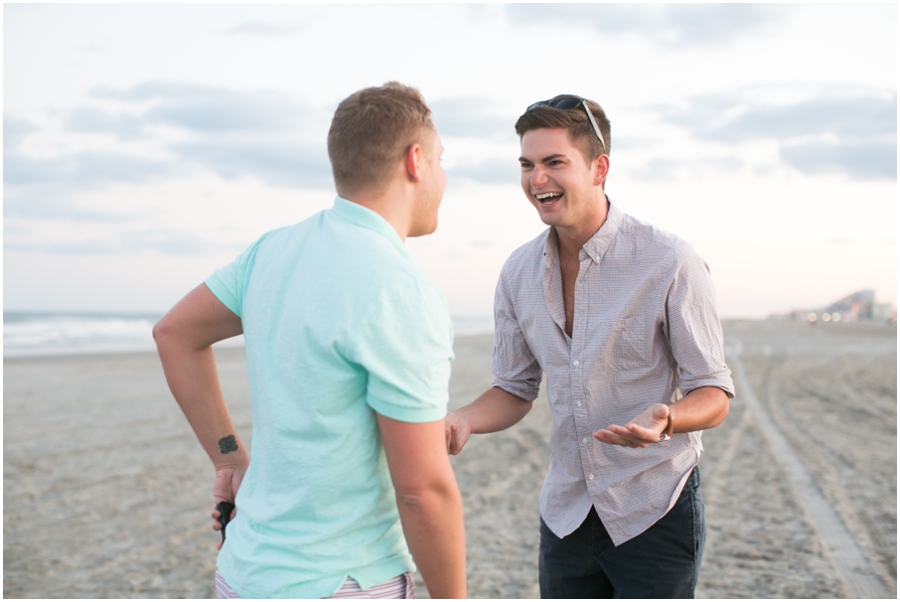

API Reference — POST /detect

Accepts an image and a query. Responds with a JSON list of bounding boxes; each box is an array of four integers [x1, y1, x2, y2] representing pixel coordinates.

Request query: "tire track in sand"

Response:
[[729, 338, 890, 599]]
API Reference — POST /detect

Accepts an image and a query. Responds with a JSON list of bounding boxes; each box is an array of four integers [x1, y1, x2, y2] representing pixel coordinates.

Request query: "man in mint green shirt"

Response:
[[155, 82, 466, 599]]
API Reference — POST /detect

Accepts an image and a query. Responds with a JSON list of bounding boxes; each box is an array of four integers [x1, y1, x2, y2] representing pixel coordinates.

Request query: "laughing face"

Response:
[[518, 128, 608, 235]]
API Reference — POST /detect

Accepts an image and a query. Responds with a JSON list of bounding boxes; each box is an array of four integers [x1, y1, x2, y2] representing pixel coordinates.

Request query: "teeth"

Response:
[[536, 192, 562, 200]]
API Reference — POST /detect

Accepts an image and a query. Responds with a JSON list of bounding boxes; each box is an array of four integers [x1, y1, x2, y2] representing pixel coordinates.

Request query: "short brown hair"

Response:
[[514, 96, 611, 164], [328, 82, 434, 196]]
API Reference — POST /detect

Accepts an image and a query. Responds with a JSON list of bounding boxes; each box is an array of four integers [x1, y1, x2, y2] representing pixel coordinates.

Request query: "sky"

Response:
[[4, 3, 897, 319]]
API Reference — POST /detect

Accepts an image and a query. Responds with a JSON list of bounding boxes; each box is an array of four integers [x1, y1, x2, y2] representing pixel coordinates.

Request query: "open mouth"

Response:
[[535, 191, 563, 206]]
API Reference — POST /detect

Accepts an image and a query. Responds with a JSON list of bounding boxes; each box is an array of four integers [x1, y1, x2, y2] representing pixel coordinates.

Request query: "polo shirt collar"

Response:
[[331, 196, 411, 259]]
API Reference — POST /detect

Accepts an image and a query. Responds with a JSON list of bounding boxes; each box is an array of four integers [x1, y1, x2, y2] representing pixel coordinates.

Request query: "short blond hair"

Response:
[[328, 82, 434, 196]]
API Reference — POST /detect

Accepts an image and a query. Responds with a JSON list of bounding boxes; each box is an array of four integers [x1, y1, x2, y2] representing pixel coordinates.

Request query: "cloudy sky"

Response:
[[4, 3, 896, 318]]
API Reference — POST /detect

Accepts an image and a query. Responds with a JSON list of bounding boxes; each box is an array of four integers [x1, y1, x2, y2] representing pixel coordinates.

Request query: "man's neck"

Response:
[[343, 186, 413, 243], [553, 195, 609, 258]]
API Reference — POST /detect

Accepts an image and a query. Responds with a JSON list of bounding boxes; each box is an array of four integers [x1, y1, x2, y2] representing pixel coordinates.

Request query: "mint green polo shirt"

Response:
[[205, 197, 454, 599]]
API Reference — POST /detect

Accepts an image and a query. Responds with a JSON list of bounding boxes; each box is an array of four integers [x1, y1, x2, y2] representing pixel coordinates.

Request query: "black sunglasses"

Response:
[[527, 95, 606, 150]]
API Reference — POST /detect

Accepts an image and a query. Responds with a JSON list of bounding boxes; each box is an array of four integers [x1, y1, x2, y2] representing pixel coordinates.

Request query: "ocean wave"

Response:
[[4, 312, 491, 358]]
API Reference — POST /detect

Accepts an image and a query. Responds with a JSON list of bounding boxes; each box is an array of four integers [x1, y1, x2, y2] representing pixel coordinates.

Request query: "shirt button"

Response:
[[582, 437, 588, 444], [576, 401, 582, 407], [589, 473, 595, 481], [573, 360, 580, 367]]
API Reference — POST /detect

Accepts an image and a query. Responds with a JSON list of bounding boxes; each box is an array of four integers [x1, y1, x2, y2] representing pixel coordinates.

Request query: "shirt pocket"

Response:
[[609, 316, 649, 371]]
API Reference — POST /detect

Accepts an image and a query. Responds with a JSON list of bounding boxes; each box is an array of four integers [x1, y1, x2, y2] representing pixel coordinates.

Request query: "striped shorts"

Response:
[[215, 570, 416, 599]]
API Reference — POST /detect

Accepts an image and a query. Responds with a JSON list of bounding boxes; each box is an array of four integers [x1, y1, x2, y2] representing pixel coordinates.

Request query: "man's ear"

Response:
[[405, 143, 424, 183], [592, 154, 610, 187]]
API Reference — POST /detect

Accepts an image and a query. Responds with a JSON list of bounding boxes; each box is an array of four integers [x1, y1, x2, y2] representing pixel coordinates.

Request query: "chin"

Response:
[[410, 221, 438, 238], [534, 210, 560, 227]]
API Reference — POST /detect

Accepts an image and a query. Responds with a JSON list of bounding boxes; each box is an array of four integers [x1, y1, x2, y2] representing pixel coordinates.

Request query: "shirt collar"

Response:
[[542, 196, 624, 267], [581, 197, 623, 264], [330, 196, 410, 259]]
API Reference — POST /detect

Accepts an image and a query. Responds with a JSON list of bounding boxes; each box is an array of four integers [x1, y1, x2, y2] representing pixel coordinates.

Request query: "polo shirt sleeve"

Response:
[[491, 266, 542, 401], [205, 234, 271, 318], [665, 245, 735, 398], [352, 276, 454, 424]]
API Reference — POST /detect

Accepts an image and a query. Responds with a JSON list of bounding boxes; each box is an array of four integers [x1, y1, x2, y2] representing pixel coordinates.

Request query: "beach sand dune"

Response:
[[3, 321, 896, 598]]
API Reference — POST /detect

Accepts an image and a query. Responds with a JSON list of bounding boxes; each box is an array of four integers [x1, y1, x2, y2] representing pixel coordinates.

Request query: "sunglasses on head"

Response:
[[526, 95, 606, 150]]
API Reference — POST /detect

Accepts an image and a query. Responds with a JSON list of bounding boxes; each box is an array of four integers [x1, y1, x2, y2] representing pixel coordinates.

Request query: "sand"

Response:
[[3, 320, 896, 598]]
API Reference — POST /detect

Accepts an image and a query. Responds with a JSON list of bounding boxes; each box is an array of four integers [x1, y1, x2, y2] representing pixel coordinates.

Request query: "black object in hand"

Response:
[[216, 502, 235, 543]]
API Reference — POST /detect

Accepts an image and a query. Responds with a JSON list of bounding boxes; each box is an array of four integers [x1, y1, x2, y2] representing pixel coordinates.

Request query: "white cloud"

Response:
[[224, 22, 299, 37], [3, 3, 896, 316], [506, 4, 787, 47]]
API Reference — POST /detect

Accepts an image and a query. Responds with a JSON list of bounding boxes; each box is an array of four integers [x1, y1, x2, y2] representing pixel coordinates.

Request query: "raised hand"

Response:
[[592, 403, 669, 449]]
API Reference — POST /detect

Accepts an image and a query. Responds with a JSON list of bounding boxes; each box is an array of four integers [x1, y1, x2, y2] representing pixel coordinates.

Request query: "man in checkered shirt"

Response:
[[446, 95, 735, 598]]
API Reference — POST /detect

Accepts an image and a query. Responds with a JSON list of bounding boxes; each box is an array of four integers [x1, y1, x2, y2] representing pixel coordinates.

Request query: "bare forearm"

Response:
[[595, 386, 730, 447], [157, 339, 248, 469], [670, 386, 730, 433], [454, 386, 533, 434], [153, 284, 247, 468], [396, 483, 466, 598]]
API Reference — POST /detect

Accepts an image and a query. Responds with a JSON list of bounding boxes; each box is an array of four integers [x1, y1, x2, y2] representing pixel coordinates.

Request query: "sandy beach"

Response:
[[4, 320, 896, 598]]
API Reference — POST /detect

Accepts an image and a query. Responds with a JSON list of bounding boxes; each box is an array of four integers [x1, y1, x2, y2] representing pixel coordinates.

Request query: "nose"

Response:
[[530, 165, 549, 188]]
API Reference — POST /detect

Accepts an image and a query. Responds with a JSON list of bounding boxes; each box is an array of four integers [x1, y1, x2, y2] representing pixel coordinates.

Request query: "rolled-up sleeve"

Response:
[[665, 246, 735, 398], [491, 268, 542, 401]]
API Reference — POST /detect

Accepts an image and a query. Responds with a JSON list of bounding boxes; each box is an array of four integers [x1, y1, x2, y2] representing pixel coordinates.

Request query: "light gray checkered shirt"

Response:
[[491, 200, 735, 545]]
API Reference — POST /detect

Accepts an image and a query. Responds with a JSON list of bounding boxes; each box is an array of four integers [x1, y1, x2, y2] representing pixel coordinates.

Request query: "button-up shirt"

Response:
[[491, 200, 734, 545]]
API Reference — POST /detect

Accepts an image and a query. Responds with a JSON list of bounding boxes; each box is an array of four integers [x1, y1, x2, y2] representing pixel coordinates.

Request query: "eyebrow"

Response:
[[519, 153, 567, 163]]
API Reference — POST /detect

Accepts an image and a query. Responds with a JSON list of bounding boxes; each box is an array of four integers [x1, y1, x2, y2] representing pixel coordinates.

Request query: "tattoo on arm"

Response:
[[218, 435, 239, 454]]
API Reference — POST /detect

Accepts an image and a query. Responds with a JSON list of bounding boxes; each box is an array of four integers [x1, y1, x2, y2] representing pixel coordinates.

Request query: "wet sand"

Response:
[[4, 320, 896, 598]]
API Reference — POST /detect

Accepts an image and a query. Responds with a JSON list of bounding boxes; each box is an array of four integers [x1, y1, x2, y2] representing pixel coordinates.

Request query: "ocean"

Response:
[[3, 311, 493, 358]]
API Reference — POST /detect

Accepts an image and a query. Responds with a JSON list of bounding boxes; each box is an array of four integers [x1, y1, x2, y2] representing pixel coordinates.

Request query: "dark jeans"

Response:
[[539, 467, 705, 599]]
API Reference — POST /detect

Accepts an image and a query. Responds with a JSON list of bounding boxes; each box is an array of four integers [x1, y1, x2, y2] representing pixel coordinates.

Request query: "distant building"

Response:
[[823, 289, 876, 320], [779, 289, 896, 323]]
